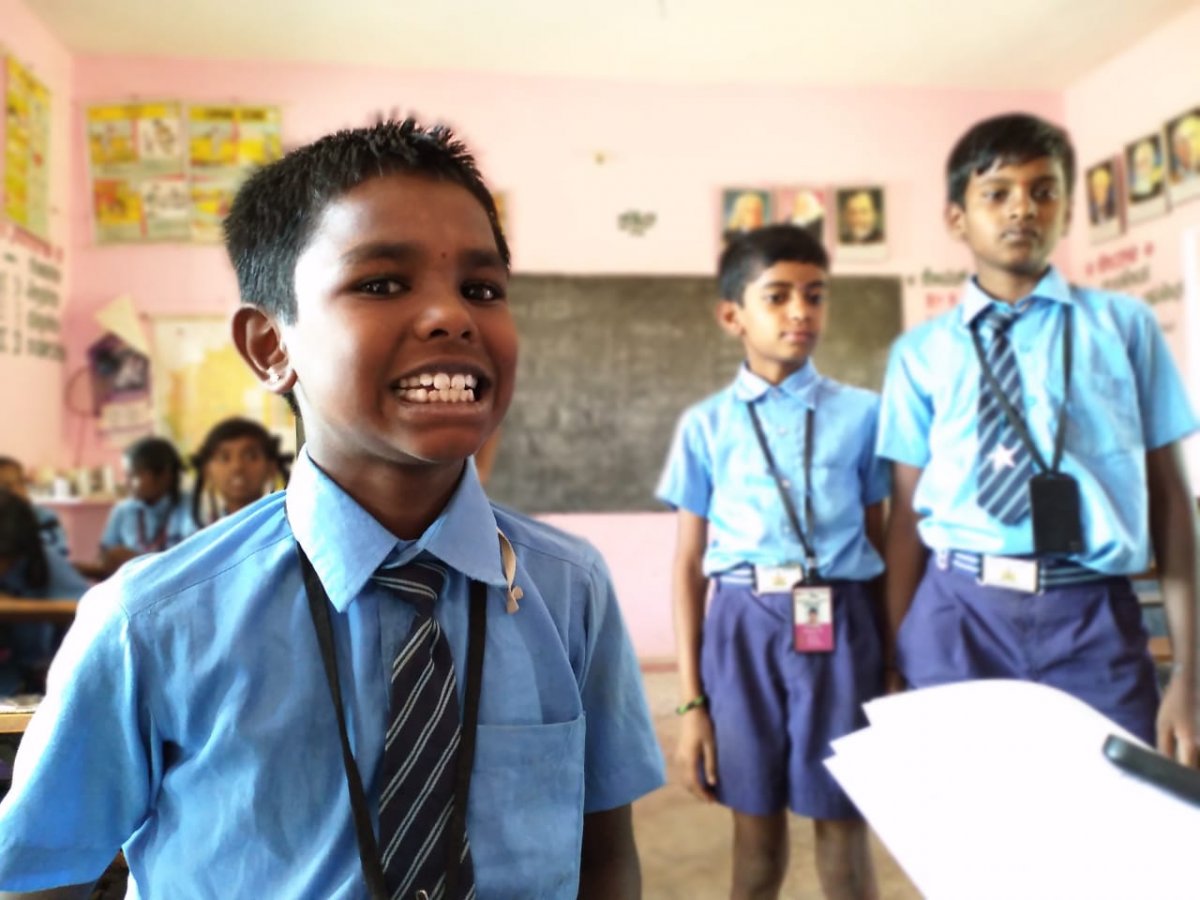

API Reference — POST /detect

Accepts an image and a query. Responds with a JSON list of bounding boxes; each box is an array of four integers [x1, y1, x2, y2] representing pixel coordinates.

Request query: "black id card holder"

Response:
[[1029, 471, 1084, 555]]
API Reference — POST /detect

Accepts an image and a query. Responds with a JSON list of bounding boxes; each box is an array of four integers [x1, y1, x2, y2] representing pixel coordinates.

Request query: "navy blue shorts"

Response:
[[701, 576, 883, 820], [897, 556, 1159, 744]]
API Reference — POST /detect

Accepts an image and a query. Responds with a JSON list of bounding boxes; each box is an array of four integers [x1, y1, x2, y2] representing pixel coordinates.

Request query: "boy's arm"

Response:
[[671, 509, 716, 801], [1145, 441, 1199, 764], [864, 499, 888, 648], [883, 463, 926, 690], [578, 804, 640, 899]]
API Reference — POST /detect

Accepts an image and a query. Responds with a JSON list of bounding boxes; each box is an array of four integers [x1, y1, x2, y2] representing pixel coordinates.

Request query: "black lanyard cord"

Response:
[[297, 543, 486, 900], [747, 404, 818, 580], [970, 304, 1073, 474]]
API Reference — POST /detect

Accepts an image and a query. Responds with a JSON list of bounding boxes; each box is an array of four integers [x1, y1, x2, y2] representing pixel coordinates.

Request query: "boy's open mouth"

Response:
[[393, 370, 484, 404]]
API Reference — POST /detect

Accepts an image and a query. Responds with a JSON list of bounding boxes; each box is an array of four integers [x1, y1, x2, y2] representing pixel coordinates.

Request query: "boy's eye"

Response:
[[357, 277, 406, 296], [764, 292, 789, 305], [805, 292, 826, 305], [463, 281, 505, 303]]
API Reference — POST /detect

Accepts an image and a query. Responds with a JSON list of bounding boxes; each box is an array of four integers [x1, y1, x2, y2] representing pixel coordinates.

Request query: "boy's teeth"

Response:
[[396, 386, 477, 404], [419, 373, 434, 387], [398, 372, 480, 393]]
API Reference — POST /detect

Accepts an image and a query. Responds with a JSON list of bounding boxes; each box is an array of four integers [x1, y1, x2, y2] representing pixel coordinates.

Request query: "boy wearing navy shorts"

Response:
[[879, 113, 1198, 762], [659, 224, 888, 899]]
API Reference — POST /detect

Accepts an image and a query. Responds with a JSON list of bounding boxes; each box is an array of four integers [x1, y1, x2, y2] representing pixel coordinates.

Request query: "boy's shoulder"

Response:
[[817, 376, 879, 410], [490, 501, 606, 580], [102, 492, 292, 619]]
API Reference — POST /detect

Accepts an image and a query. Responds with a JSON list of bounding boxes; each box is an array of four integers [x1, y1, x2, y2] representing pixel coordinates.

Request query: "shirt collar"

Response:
[[285, 449, 508, 613], [959, 265, 1074, 327], [732, 360, 820, 406]]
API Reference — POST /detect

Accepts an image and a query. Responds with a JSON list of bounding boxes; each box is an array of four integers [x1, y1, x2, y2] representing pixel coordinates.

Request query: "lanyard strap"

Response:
[[135, 505, 173, 553], [747, 404, 819, 580], [297, 543, 486, 900], [970, 304, 1073, 474]]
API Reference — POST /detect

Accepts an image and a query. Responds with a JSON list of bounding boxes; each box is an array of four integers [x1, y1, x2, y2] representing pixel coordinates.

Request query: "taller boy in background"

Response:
[[0, 119, 663, 898], [659, 225, 888, 900], [879, 113, 1198, 760]]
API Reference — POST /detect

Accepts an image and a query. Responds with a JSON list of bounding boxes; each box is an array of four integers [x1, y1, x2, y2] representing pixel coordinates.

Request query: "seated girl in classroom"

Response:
[[0, 489, 90, 696], [0, 457, 69, 560], [96, 436, 197, 577], [189, 417, 290, 527]]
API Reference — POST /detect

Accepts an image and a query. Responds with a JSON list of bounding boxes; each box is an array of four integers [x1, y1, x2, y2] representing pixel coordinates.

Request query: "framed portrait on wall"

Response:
[[773, 186, 826, 242], [1166, 108, 1200, 206], [720, 188, 771, 242], [1125, 132, 1169, 224], [1085, 157, 1123, 245], [834, 186, 887, 262]]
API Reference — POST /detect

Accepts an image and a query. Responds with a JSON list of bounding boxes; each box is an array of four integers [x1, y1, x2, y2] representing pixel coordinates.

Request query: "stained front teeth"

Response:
[[396, 372, 480, 403]]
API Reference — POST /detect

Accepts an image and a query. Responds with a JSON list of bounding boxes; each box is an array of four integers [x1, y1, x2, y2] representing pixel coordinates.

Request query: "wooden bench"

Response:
[[0, 596, 79, 624]]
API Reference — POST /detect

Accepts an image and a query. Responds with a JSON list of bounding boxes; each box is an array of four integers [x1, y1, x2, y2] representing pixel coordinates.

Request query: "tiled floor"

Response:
[[633, 667, 921, 900]]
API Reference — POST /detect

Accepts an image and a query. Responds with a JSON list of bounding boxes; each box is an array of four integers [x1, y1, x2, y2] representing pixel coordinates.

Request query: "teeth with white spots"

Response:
[[395, 371, 480, 403]]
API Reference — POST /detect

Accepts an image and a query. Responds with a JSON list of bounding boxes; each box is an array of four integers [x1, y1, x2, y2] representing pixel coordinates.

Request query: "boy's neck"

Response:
[[974, 264, 1050, 304], [309, 451, 466, 540], [747, 357, 809, 386]]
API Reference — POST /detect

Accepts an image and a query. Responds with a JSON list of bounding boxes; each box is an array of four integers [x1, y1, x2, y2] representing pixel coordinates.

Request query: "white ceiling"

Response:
[[24, 0, 1198, 90]]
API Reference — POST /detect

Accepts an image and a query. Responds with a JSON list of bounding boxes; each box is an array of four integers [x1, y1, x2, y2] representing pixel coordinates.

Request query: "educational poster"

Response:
[[87, 332, 154, 441], [1125, 132, 1169, 225], [834, 186, 888, 262], [188, 105, 282, 242], [87, 102, 190, 243], [1085, 157, 1123, 245], [3, 55, 52, 240], [150, 315, 294, 458], [1166, 107, 1200, 207], [774, 186, 826, 242], [0, 222, 66, 361]]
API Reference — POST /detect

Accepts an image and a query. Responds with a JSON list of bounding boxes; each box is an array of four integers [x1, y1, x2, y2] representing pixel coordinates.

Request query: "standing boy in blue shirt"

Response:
[[879, 113, 1198, 761], [0, 120, 664, 898], [658, 225, 888, 899]]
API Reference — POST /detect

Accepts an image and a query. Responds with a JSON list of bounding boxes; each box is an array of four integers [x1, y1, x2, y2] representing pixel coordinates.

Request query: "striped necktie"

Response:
[[975, 304, 1032, 523], [373, 559, 476, 900]]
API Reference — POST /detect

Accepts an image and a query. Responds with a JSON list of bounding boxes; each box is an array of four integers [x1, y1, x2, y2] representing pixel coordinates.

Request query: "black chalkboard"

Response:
[[485, 274, 902, 514]]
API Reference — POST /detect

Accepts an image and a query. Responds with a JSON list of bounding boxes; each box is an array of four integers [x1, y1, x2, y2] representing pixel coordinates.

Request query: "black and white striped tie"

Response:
[[373, 559, 475, 900], [975, 305, 1032, 523]]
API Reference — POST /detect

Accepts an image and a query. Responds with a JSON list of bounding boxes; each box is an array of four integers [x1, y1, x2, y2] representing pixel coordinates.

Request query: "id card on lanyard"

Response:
[[136, 505, 172, 553], [747, 403, 834, 653]]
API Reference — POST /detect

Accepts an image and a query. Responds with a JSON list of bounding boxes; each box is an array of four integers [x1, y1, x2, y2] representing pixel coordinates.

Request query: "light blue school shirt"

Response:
[[877, 266, 1199, 574], [657, 362, 890, 579], [0, 450, 664, 898], [33, 504, 69, 559], [98, 493, 197, 553]]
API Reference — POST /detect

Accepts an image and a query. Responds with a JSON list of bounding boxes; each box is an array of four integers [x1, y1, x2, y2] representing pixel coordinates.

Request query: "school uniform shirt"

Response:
[[33, 504, 69, 559], [877, 266, 1199, 574], [0, 450, 664, 898], [656, 361, 890, 579], [0, 548, 91, 695], [98, 493, 198, 553]]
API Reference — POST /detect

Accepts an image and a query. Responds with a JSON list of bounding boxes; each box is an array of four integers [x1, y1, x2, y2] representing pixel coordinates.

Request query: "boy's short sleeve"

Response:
[[99, 502, 127, 551], [859, 397, 892, 506], [576, 556, 665, 813], [1128, 305, 1200, 449], [876, 337, 934, 468], [0, 584, 154, 890], [655, 410, 712, 517]]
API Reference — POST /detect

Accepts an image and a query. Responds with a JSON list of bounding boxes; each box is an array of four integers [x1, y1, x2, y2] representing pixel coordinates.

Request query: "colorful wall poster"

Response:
[[1125, 132, 1169, 225], [3, 55, 52, 240], [834, 186, 888, 262], [188, 105, 282, 242], [1086, 157, 1124, 245], [774, 186, 826, 242], [1166, 107, 1200, 207], [86, 102, 189, 243]]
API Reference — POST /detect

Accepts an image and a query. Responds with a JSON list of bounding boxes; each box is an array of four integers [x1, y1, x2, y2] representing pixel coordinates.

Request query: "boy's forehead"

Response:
[[748, 259, 828, 286], [314, 174, 492, 240]]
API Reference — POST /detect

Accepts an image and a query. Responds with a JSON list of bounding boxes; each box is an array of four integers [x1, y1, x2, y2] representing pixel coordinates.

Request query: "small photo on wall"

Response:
[[1166, 108, 1200, 206], [834, 186, 887, 262], [1085, 158, 1123, 245], [721, 188, 771, 240], [773, 187, 826, 242], [1125, 133, 1169, 224]]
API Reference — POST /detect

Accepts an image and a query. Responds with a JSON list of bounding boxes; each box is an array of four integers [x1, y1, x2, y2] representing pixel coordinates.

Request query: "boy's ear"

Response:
[[232, 305, 296, 395], [944, 202, 967, 242], [716, 299, 744, 338]]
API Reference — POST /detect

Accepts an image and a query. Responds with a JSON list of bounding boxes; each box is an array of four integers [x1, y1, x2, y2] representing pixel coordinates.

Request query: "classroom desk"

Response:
[[0, 711, 33, 734], [0, 596, 79, 624]]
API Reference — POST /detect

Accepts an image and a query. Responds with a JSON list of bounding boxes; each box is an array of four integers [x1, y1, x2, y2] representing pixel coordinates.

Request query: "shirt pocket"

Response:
[[469, 714, 586, 898]]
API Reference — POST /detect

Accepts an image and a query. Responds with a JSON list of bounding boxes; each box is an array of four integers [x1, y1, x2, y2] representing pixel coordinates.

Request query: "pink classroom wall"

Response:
[[0, 0, 73, 469], [59, 55, 1067, 655]]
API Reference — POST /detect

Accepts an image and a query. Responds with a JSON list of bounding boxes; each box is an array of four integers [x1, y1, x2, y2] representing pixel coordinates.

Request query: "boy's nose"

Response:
[[1007, 190, 1035, 219], [419, 293, 475, 341]]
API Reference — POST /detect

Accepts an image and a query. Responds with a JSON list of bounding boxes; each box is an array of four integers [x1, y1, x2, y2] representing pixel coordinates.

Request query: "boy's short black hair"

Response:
[[946, 113, 1076, 206], [0, 488, 48, 591], [717, 224, 829, 303], [223, 118, 509, 324]]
